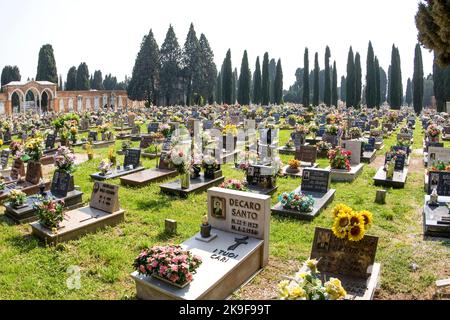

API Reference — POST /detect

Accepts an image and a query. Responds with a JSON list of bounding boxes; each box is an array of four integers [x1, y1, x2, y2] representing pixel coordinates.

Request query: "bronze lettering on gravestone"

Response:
[[90, 182, 119, 213], [296, 145, 317, 164], [301, 168, 330, 194], [310, 227, 378, 279]]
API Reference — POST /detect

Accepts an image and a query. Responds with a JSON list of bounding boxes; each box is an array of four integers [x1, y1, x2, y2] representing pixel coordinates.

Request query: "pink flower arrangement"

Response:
[[328, 147, 352, 171], [427, 123, 440, 139], [133, 245, 202, 286], [55, 146, 76, 172], [219, 179, 248, 191]]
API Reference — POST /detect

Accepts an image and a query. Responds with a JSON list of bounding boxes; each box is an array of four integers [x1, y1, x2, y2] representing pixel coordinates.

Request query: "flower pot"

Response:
[[200, 223, 212, 238], [88, 154, 94, 160], [286, 166, 300, 174], [152, 273, 192, 289], [191, 166, 201, 179], [180, 172, 190, 189]]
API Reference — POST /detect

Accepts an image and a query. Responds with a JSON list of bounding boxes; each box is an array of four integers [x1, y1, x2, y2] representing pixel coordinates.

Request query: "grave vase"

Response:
[[180, 172, 190, 189]]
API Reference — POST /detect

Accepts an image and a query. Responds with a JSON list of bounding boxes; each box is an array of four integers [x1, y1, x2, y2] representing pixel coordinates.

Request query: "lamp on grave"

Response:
[[200, 215, 211, 238], [39, 178, 47, 197]]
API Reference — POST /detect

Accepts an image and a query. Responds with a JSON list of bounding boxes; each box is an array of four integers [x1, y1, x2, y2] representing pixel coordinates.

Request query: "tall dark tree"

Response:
[[274, 59, 283, 104], [433, 55, 450, 112], [92, 70, 104, 90], [128, 29, 160, 104], [215, 71, 222, 104], [324, 46, 332, 106], [160, 25, 182, 106], [415, 1, 450, 67], [36, 44, 58, 83], [182, 23, 202, 105], [413, 43, 424, 114], [423, 74, 434, 107], [346, 47, 356, 107], [331, 61, 338, 107], [253, 57, 262, 105], [65, 66, 77, 91], [198, 34, 217, 104], [232, 68, 238, 104], [268, 59, 277, 103], [1, 65, 21, 88], [340, 76, 347, 102], [366, 41, 377, 108], [261, 52, 270, 105], [355, 52, 362, 107], [103, 74, 118, 90], [405, 78, 413, 106], [374, 57, 381, 106], [380, 66, 387, 105], [221, 49, 233, 104], [76, 63, 90, 90], [312, 52, 320, 106], [59, 74, 63, 91], [389, 45, 403, 109], [238, 50, 251, 105], [302, 48, 310, 107]]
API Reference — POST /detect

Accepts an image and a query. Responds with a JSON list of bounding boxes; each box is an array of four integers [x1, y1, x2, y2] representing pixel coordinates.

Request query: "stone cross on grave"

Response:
[[227, 236, 249, 251]]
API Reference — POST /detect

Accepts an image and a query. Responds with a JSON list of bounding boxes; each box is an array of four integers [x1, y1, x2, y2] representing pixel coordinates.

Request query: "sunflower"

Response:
[[332, 203, 352, 217], [348, 224, 365, 242], [349, 211, 364, 226], [332, 214, 349, 239], [359, 210, 373, 229]]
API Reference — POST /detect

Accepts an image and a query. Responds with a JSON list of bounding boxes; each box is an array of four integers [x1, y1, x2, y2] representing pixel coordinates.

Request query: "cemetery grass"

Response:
[[0, 122, 448, 300]]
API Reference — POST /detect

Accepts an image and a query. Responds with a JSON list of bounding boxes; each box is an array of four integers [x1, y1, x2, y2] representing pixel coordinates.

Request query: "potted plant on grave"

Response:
[[166, 148, 191, 189], [222, 124, 238, 149], [0, 179, 6, 194], [326, 114, 337, 124], [23, 137, 44, 175], [328, 147, 352, 171], [349, 127, 362, 139], [34, 197, 65, 231], [308, 123, 318, 139], [8, 189, 27, 209], [430, 160, 450, 172], [219, 179, 248, 192], [278, 258, 347, 300], [286, 159, 301, 174], [86, 142, 94, 160], [287, 114, 297, 127], [202, 155, 221, 180], [60, 128, 70, 147], [98, 159, 112, 176], [69, 125, 78, 144], [316, 141, 332, 158], [384, 158, 395, 179], [133, 245, 203, 288], [190, 154, 202, 179], [285, 139, 295, 150], [108, 147, 117, 167], [427, 123, 441, 142], [279, 190, 315, 213], [121, 140, 131, 152], [55, 146, 76, 174], [159, 123, 172, 138]]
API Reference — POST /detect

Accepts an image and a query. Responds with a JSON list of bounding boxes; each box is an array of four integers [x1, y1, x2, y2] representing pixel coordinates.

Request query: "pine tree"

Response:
[[160, 25, 182, 106], [36, 44, 58, 83], [355, 52, 362, 107], [302, 48, 310, 107], [405, 78, 413, 106], [262, 52, 270, 105], [332, 61, 338, 107], [182, 23, 202, 105], [374, 57, 381, 106], [92, 70, 104, 90], [413, 43, 424, 114], [76, 63, 90, 90], [274, 59, 283, 104], [221, 49, 233, 104], [324, 46, 331, 106], [1, 65, 21, 88], [346, 47, 355, 107], [366, 41, 377, 108], [313, 52, 320, 106], [66, 66, 77, 91], [340, 76, 347, 102], [238, 50, 251, 105], [199, 34, 217, 104], [253, 57, 262, 105]]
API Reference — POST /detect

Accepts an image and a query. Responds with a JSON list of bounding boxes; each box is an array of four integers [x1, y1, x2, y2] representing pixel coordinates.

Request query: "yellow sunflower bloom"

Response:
[[359, 210, 373, 229], [332, 215, 348, 239], [332, 203, 351, 217], [349, 211, 364, 226], [348, 224, 365, 242]]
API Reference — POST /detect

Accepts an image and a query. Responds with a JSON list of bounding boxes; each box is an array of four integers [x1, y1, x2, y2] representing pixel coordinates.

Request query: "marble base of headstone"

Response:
[[0, 180, 51, 201], [116, 134, 131, 140], [160, 175, 225, 198], [362, 150, 377, 164], [424, 172, 428, 192], [131, 229, 264, 300], [120, 168, 178, 187], [277, 145, 309, 155], [30, 206, 125, 244], [271, 187, 335, 220], [90, 166, 145, 181], [423, 195, 450, 238], [83, 140, 116, 149], [281, 163, 318, 178], [326, 163, 364, 182], [141, 152, 159, 159], [373, 167, 408, 188]]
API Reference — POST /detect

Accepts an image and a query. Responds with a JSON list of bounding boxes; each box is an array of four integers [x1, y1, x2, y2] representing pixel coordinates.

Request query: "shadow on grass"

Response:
[[423, 235, 450, 247], [135, 197, 172, 211], [5, 234, 39, 253], [155, 231, 179, 242], [0, 214, 17, 227]]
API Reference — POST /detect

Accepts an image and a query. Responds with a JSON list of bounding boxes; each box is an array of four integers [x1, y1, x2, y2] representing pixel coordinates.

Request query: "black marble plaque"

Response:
[[51, 170, 73, 198], [428, 171, 450, 196], [1, 149, 10, 169], [124, 148, 141, 168], [45, 134, 56, 150], [301, 168, 330, 194]]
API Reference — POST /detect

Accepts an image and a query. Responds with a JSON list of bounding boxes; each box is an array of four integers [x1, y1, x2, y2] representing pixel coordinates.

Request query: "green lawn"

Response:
[[0, 121, 449, 300]]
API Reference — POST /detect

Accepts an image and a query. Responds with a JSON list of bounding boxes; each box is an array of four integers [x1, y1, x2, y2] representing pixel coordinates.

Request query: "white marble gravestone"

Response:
[[427, 147, 450, 168], [341, 140, 361, 165]]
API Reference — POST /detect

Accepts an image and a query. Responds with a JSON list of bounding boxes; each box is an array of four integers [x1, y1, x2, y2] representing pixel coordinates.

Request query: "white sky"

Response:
[[0, 0, 434, 91]]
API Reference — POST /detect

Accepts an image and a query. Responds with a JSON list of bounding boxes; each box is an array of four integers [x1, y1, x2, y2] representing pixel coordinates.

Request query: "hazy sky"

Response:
[[0, 0, 433, 91]]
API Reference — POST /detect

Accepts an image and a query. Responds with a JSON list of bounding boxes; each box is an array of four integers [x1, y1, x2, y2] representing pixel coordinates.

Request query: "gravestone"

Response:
[[341, 140, 362, 165], [301, 168, 331, 194], [295, 145, 317, 164], [45, 133, 56, 150], [385, 152, 405, 171], [51, 170, 73, 198], [158, 153, 171, 170], [162, 137, 172, 151], [140, 135, 154, 149], [131, 126, 140, 135], [291, 132, 305, 149], [203, 120, 213, 130], [428, 147, 450, 168], [10, 158, 25, 180], [3, 130, 12, 142], [25, 161, 42, 185], [428, 171, 450, 196], [1, 149, 10, 169], [88, 131, 98, 142], [147, 122, 159, 133], [124, 148, 141, 169], [90, 182, 120, 213], [364, 138, 375, 152]]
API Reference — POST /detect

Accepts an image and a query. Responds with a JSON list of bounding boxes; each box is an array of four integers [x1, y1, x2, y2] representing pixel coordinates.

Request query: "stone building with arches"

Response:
[[0, 80, 145, 115]]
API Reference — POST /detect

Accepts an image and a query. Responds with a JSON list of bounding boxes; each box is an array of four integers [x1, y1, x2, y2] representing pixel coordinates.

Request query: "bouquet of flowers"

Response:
[[133, 245, 202, 286], [279, 191, 315, 213], [295, 125, 309, 135], [326, 114, 337, 124], [219, 179, 248, 191], [328, 147, 351, 171], [316, 141, 332, 155], [98, 159, 112, 175], [24, 137, 44, 162], [430, 160, 450, 172], [427, 124, 441, 139], [331, 204, 373, 242], [69, 126, 78, 142], [55, 146, 76, 173], [9, 141, 24, 159], [278, 259, 346, 300], [34, 197, 65, 230], [159, 123, 172, 138], [349, 127, 362, 139], [325, 125, 338, 135], [296, 116, 305, 125], [121, 140, 131, 151], [108, 147, 117, 166], [97, 123, 111, 133], [287, 159, 301, 170], [223, 124, 238, 136], [8, 189, 27, 207], [166, 148, 191, 174], [202, 155, 219, 170], [308, 123, 318, 134], [213, 119, 224, 130]]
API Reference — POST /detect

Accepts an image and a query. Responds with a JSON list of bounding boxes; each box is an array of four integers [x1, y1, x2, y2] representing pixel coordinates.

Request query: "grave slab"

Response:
[[423, 195, 450, 238], [373, 167, 408, 188], [326, 163, 364, 182], [160, 175, 225, 197], [247, 185, 278, 196], [0, 180, 51, 201], [120, 168, 178, 187], [362, 150, 377, 164], [90, 166, 145, 181], [82, 140, 116, 149], [280, 163, 318, 178]]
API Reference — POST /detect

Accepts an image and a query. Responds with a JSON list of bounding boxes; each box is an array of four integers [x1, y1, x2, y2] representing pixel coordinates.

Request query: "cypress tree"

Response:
[[405, 78, 413, 106], [389, 45, 403, 109], [182, 23, 201, 106], [274, 59, 283, 104], [313, 52, 319, 106], [413, 43, 424, 114], [332, 61, 338, 107], [346, 47, 355, 107], [76, 63, 90, 90], [215, 71, 222, 104], [433, 55, 450, 112], [66, 67, 77, 91], [366, 41, 377, 108], [379, 66, 387, 105], [340, 76, 347, 102], [36, 44, 58, 84], [302, 48, 310, 107], [199, 34, 217, 104], [324, 46, 331, 106], [374, 57, 381, 106], [253, 57, 262, 105], [222, 49, 233, 104], [262, 52, 270, 105], [355, 52, 362, 107], [1, 65, 21, 88], [59, 74, 63, 91], [232, 68, 238, 104], [269, 59, 277, 103], [238, 50, 251, 105], [92, 70, 104, 90]]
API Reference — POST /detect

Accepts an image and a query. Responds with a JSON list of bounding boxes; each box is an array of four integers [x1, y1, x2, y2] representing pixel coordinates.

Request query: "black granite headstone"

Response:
[[147, 122, 159, 133], [88, 131, 98, 142], [428, 171, 450, 196], [301, 168, 330, 194], [51, 170, 73, 198], [1, 149, 10, 169], [45, 134, 56, 150], [124, 148, 141, 168]]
